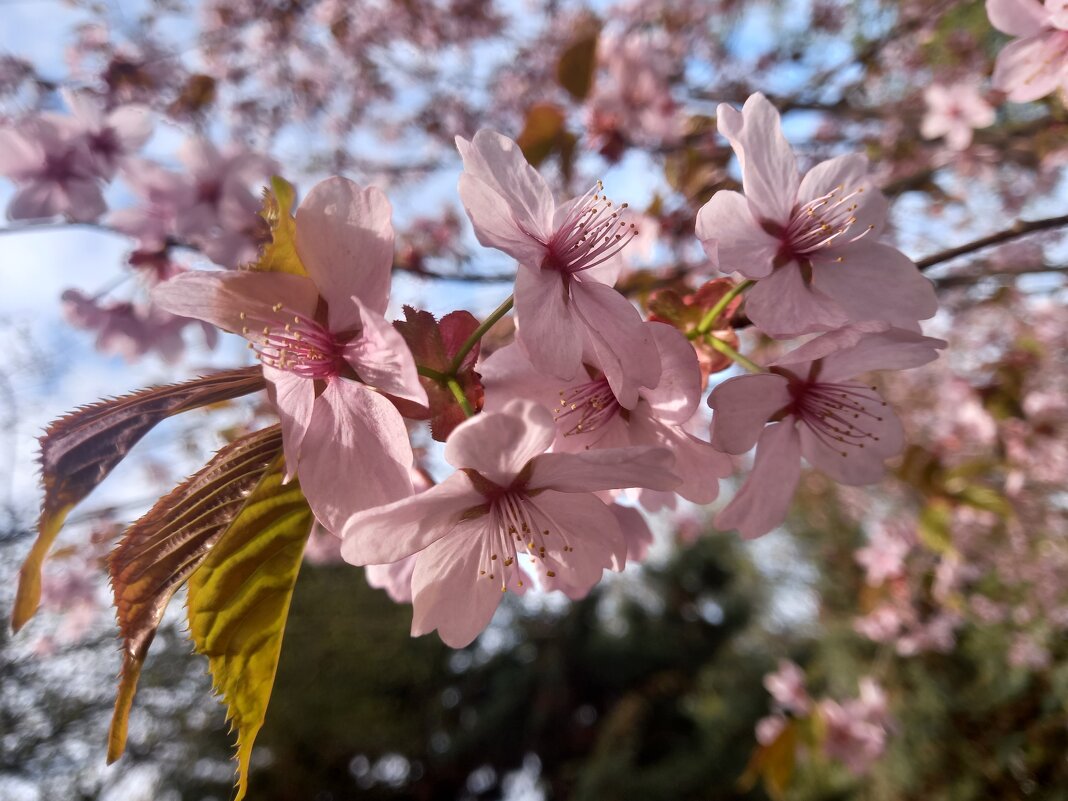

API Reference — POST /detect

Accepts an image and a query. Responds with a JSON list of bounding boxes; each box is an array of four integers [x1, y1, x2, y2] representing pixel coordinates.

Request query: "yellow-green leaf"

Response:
[[253, 176, 307, 276], [186, 458, 314, 800], [106, 426, 284, 763], [517, 103, 567, 168], [739, 720, 797, 801], [14, 367, 265, 632]]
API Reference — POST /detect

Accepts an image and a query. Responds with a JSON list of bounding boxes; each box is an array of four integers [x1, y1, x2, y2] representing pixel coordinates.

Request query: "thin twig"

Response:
[[916, 214, 1068, 272]]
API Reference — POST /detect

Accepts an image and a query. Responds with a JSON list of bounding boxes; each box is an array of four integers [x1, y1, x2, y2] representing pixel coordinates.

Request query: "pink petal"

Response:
[[342, 296, 427, 408], [816, 328, 947, 383], [986, 0, 1048, 36], [106, 105, 154, 151], [340, 471, 480, 565], [478, 342, 563, 414], [708, 373, 792, 454], [746, 262, 850, 337], [815, 243, 937, 327], [695, 189, 778, 278], [365, 555, 418, 604], [7, 183, 65, 220], [641, 323, 702, 423], [151, 269, 319, 335], [63, 179, 108, 222], [571, 279, 660, 409], [992, 32, 1068, 103], [717, 93, 799, 225], [798, 389, 904, 485], [296, 177, 395, 316], [263, 366, 315, 482], [458, 173, 552, 269], [300, 381, 415, 532], [530, 490, 626, 590], [612, 503, 654, 563], [456, 130, 555, 241], [715, 420, 801, 539], [528, 445, 679, 493], [0, 128, 43, 178], [799, 155, 888, 239], [410, 523, 504, 647], [630, 411, 731, 504], [444, 398, 555, 484], [514, 264, 583, 381]]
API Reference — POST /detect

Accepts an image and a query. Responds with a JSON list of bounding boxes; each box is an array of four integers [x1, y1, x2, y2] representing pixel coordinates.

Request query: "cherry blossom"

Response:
[[480, 321, 730, 509], [153, 177, 427, 531], [764, 659, 811, 714], [709, 325, 945, 539], [0, 115, 106, 221], [920, 81, 995, 150], [819, 678, 891, 775], [456, 129, 661, 408], [60, 89, 153, 178], [987, 0, 1068, 103], [696, 93, 937, 337], [339, 399, 679, 647]]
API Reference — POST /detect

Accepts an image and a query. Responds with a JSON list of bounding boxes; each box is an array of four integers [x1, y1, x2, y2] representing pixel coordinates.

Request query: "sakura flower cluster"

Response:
[[756, 661, 892, 777], [147, 92, 941, 649]]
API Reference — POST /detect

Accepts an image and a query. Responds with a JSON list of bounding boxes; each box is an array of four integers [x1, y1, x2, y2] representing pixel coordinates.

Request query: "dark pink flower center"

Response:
[[241, 302, 345, 380], [555, 376, 621, 435], [541, 181, 638, 275], [776, 184, 875, 263], [787, 377, 887, 457]]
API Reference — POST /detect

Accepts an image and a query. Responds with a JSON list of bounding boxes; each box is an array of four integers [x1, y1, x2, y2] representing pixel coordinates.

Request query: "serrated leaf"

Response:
[[186, 457, 315, 800], [253, 176, 307, 276], [106, 425, 284, 763], [14, 367, 265, 632], [556, 27, 600, 101], [394, 306, 484, 441]]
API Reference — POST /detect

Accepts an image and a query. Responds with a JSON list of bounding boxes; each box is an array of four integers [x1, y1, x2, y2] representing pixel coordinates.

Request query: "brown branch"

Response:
[[916, 214, 1068, 272], [934, 264, 1068, 288]]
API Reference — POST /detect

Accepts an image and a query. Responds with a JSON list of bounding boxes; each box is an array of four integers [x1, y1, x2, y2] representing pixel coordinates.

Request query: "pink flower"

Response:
[[109, 158, 190, 253], [61, 89, 154, 178], [696, 93, 936, 338], [819, 679, 890, 775], [987, 0, 1068, 103], [153, 177, 427, 531], [764, 659, 811, 714], [173, 137, 277, 266], [855, 523, 913, 586], [456, 129, 660, 408], [339, 399, 680, 647], [755, 714, 788, 746], [481, 321, 729, 509], [709, 325, 945, 539], [920, 82, 995, 150], [0, 115, 106, 222]]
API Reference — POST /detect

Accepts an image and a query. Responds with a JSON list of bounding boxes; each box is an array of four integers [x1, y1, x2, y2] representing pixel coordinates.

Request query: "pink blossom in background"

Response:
[[755, 714, 788, 745], [153, 177, 427, 532], [764, 659, 811, 714], [920, 82, 995, 150], [987, 0, 1068, 103], [709, 325, 945, 538], [819, 678, 891, 775], [340, 399, 679, 647], [855, 523, 914, 586], [456, 129, 661, 408], [480, 321, 730, 509], [0, 115, 106, 221], [60, 89, 153, 178], [108, 158, 191, 255], [171, 138, 277, 267], [696, 93, 936, 338]]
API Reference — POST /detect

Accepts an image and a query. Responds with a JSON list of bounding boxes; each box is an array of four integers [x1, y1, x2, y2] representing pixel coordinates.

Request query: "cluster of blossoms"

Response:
[[988, 0, 1068, 102], [846, 295, 1068, 669], [756, 660, 892, 777], [147, 92, 942, 647]]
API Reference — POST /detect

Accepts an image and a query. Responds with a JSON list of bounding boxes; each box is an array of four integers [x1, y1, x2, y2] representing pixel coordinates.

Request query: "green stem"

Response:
[[706, 336, 764, 374], [447, 378, 475, 417], [691, 279, 753, 339], [448, 295, 514, 374], [417, 365, 447, 383]]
